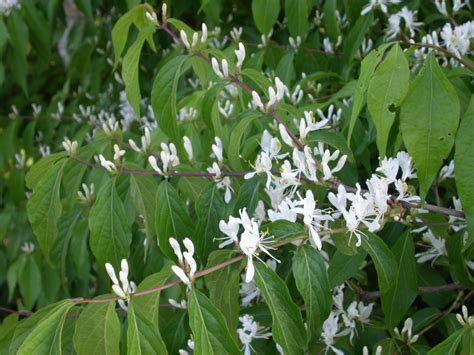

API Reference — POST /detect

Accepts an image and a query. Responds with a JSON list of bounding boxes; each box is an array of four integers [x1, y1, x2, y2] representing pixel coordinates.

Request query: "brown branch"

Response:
[[404, 41, 474, 72]]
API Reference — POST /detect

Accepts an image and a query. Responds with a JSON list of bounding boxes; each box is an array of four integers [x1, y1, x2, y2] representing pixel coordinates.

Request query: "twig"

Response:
[[360, 283, 464, 301]]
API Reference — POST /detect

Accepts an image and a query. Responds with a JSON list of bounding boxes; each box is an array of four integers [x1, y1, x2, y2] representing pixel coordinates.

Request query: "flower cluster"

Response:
[[169, 237, 197, 288], [238, 315, 272, 355], [105, 259, 136, 311], [148, 143, 180, 176]]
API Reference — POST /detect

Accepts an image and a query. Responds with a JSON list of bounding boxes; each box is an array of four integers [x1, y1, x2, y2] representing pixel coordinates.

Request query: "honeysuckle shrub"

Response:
[[0, 0, 474, 354]]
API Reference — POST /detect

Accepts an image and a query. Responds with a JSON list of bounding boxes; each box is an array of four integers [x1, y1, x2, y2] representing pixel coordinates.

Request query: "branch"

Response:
[[360, 283, 464, 301], [404, 41, 474, 72]]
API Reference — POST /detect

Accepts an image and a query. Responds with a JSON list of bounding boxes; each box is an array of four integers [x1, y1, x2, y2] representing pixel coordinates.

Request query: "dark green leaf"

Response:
[[251, 0, 280, 35], [428, 328, 463, 355], [328, 249, 367, 288]]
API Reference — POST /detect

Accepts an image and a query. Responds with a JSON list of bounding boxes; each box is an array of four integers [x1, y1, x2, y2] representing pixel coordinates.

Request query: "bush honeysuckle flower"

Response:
[[77, 183, 94, 204], [183, 136, 193, 161], [98, 154, 119, 174], [148, 142, 180, 176], [105, 259, 136, 311], [62, 137, 78, 156], [415, 230, 447, 264], [238, 314, 272, 355], [219, 208, 279, 282], [394, 318, 419, 345], [244, 152, 273, 188], [208, 162, 234, 203], [234, 42, 245, 70], [211, 57, 229, 78], [21, 242, 35, 254], [169, 237, 197, 288], [293, 190, 333, 250], [360, 0, 401, 16], [211, 136, 224, 164], [456, 305, 474, 327], [128, 127, 151, 155]]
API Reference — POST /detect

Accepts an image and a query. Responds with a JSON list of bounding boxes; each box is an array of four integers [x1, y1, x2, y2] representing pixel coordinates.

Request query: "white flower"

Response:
[[238, 315, 272, 355], [260, 131, 286, 161], [386, 7, 421, 39], [183, 136, 193, 161], [148, 143, 180, 176], [268, 198, 298, 223], [78, 183, 95, 203], [211, 136, 224, 163], [0, 0, 20, 15], [218, 100, 234, 119], [415, 230, 447, 264], [448, 197, 466, 232], [314, 144, 347, 181], [113, 144, 125, 163], [456, 305, 474, 327], [439, 160, 455, 181], [235, 42, 246, 70], [293, 190, 333, 250], [230, 26, 243, 41], [62, 137, 78, 156], [21, 242, 35, 254], [169, 237, 197, 287], [317, 105, 341, 126], [105, 259, 136, 311], [321, 312, 350, 355], [289, 36, 301, 52], [360, 0, 401, 16], [102, 117, 119, 136], [244, 152, 273, 188], [394, 318, 419, 345], [129, 127, 151, 155], [366, 175, 390, 215], [211, 57, 229, 78], [441, 23, 472, 57], [287, 85, 303, 105], [201, 23, 208, 43], [376, 157, 399, 183], [169, 298, 187, 309], [218, 216, 241, 247], [99, 155, 119, 174], [229, 209, 279, 282], [251, 91, 265, 110], [395, 180, 420, 203], [396, 151, 416, 181], [279, 124, 294, 147]]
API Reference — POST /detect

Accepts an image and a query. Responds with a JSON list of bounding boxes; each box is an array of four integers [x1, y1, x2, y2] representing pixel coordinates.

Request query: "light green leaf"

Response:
[[293, 245, 331, 342], [368, 44, 409, 157], [251, 0, 280, 35], [127, 302, 168, 354], [204, 250, 243, 333], [133, 271, 173, 328], [155, 180, 193, 260], [285, 0, 309, 40], [89, 177, 132, 268], [428, 328, 463, 355], [25, 152, 68, 190], [276, 52, 295, 85], [381, 231, 418, 330], [130, 171, 158, 240], [454, 96, 474, 242], [26, 159, 66, 264], [73, 301, 121, 355], [17, 300, 74, 354], [188, 289, 241, 355], [400, 53, 460, 200], [18, 256, 41, 310], [122, 25, 155, 116], [361, 232, 398, 294], [254, 263, 306, 354], [151, 55, 189, 144], [347, 43, 392, 143], [193, 183, 226, 262]]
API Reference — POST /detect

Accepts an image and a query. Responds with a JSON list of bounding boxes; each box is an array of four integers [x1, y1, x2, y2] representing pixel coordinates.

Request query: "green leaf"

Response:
[[74, 0, 93, 19], [228, 112, 260, 170], [25, 152, 68, 190], [328, 249, 367, 288], [188, 289, 241, 355], [133, 271, 173, 328], [73, 301, 121, 355], [347, 43, 392, 143], [454, 96, 474, 241], [17, 300, 74, 354], [322, 0, 340, 42], [381, 231, 418, 330], [428, 328, 463, 355], [400, 53, 460, 200], [254, 263, 306, 354], [251, 0, 280, 35], [447, 231, 474, 289], [343, 12, 374, 63], [130, 172, 158, 240], [26, 159, 66, 264], [292, 245, 331, 342], [155, 180, 193, 260], [151, 55, 189, 144], [193, 183, 226, 262], [7, 11, 29, 94], [462, 329, 474, 355], [367, 44, 409, 157], [361, 232, 398, 294], [89, 177, 132, 268], [276, 52, 295, 85], [233, 177, 262, 215], [285, 0, 309, 40], [204, 250, 243, 333], [122, 25, 155, 116], [18, 256, 42, 310], [127, 302, 168, 354]]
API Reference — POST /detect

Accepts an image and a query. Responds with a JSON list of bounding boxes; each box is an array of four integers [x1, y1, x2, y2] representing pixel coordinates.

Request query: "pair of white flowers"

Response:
[[148, 142, 180, 176], [105, 259, 136, 311], [219, 208, 278, 282], [169, 237, 197, 287]]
